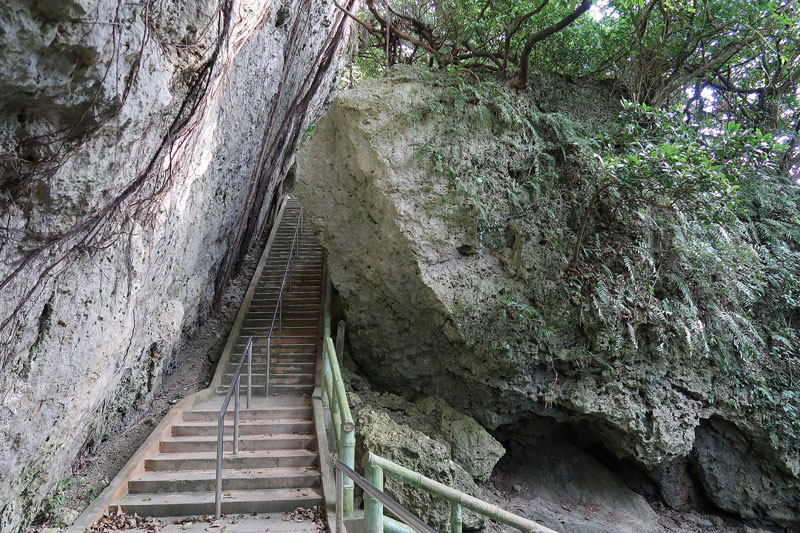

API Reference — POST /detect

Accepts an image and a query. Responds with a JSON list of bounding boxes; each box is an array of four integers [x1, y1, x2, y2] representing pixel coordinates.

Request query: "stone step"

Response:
[[114, 487, 323, 516], [159, 434, 316, 453], [171, 419, 313, 438], [128, 467, 320, 494], [144, 449, 318, 471]]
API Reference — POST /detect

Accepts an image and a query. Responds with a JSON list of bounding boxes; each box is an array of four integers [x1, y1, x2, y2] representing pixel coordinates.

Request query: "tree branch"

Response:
[[511, 0, 593, 89]]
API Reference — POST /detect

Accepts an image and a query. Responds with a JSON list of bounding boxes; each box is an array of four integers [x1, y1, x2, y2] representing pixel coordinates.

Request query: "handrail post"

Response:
[[336, 466, 345, 533], [215, 411, 224, 519], [365, 462, 384, 533], [327, 345, 341, 445], [246, 339, 252, 409], [233, 375, 240, 455], [266, 336, 271, 397], [450, 502, 462, 533], [341, 427, 355, 516], [321, 344, 330, 409]]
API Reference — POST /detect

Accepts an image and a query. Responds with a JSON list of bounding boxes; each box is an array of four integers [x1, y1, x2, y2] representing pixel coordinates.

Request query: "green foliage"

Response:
[[347, 0, 799, 178], [406, 70, 800, 451], [47, 477, 76, 515]]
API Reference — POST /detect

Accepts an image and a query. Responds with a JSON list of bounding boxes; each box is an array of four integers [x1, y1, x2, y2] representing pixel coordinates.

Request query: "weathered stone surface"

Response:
[[693, 418, 800, 525], [411, 396, 504, 483], [355, 403, 491, 530], [0, 1, 353, 529], [492, 439, 661, 533], [296, 66, 800, 527]]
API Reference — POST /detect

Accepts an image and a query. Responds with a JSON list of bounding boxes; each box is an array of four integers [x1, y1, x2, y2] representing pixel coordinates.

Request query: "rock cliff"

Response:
[[296, 67, 800, 528], [0, 0, 354, 530]]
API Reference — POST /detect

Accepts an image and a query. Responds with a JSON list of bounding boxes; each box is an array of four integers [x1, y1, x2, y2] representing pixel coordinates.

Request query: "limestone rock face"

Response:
[[0, 1, 352, 529], [494, 439, 661, 533], [355, 399, 496, 530], [296, 67, 800, 527], [693, 418, 800, 525], [411, 396, 505, 483]]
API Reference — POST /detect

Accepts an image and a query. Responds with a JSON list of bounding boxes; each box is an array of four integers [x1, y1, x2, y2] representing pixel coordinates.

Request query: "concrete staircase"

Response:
[[108, 199, 327, 518], [218, 201, 322, 397]]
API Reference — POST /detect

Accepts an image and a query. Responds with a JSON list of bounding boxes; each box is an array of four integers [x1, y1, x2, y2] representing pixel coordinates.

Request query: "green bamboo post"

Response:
[[329, 383, 341, 446], [382, 516, 414, 533], [324, 274, 333, 338], [326, 336, 354, 514], [450, 502, 462, 533], [366, 452, 558, 533], [365, 462, 384, 533], [321, 343, 330, 409], [341, 426, 355, 515]]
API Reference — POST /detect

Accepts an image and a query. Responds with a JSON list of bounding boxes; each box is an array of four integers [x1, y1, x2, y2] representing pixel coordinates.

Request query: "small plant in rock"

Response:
[[47, 477, 76, 516]]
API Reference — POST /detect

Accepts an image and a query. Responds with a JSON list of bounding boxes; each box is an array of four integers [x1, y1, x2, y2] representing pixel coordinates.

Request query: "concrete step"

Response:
[[115, 487, 323, 516], [256, 283, 322, 291], [234, 343, 316, 354], [144, 449, 318, 471], [183, 404, 312, 422], [220, 362, 314, 374], [128, 467, 320, 494], [171, 419, 313, 438], [246, 308, 319, 315], [222, 374, 314, 386], [229, 351, 317, 361], [243, 318, 318, 328], [159, 434, 316, 453], [216, 384, 315, 396], [239, 326, 316, 334], [247, 303, 320, 311], [250, 298, 321, 305], [253, 288, 321, 296]]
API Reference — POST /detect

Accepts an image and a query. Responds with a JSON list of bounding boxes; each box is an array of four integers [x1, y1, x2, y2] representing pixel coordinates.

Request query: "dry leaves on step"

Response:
[[89, 508, 163, 531], [282, 506, 326, 529]]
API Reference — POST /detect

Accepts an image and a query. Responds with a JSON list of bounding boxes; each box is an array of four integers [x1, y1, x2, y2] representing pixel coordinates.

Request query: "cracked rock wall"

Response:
[[0, 0, 352, 530], [296, 66, 799, 528]]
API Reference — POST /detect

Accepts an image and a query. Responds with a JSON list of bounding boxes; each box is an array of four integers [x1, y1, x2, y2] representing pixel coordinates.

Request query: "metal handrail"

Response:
[[334, 461, 435, 533], [264, 207, 304, 396], [215, 336, 252, 518], [363, 452, 559, 533], [321, 275, 356, 515], [214, 205, 304, 519]]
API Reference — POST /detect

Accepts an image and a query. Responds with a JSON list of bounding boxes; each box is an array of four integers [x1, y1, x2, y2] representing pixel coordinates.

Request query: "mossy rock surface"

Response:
[[297, 66, 800, 527]]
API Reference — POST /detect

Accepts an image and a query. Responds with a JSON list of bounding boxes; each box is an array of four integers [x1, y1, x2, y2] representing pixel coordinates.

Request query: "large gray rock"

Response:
[[693, 418, 800, 525], [356, 402, 492, 530], [493, 439, 661, 533], [411, 396, 505, 483], [0, 1, 353, 529], [296, 66, 800, 527]]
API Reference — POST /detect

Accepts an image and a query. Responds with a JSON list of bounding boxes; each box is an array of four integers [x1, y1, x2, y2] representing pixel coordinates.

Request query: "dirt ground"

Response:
[[26, 231, 270, 532], [486, 454, 773, 533]]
